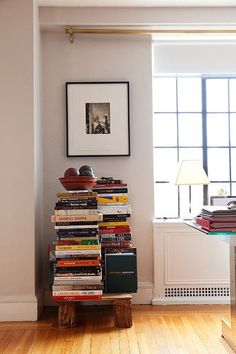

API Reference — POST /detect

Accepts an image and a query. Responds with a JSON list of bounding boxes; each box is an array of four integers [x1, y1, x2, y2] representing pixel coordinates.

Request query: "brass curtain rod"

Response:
[[65, 26, 236, 43]]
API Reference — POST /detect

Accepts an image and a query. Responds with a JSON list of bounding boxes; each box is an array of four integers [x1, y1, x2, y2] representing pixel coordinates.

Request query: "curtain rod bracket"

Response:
[[65, 27, 74, 44]]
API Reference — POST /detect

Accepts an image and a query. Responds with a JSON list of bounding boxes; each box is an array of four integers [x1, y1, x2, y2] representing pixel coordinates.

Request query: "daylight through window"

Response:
[[153, 76, 236, 218]]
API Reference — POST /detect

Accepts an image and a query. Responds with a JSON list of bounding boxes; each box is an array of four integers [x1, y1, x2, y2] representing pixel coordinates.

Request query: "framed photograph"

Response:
[[210, 196, 236, 209], [66, 81, 130, 157]]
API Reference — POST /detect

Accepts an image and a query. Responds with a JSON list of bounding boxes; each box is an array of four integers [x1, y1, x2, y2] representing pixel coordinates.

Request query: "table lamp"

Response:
[[174, 160, 210, 215]]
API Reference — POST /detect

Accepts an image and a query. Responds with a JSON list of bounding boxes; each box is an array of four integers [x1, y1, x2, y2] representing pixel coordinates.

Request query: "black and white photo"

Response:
[[86, 103, 110, 134]]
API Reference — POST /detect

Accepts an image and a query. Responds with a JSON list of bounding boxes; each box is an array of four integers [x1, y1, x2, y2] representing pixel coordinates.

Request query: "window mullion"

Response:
[[202, 78, 208, 205], [228, 79, 232, 195]]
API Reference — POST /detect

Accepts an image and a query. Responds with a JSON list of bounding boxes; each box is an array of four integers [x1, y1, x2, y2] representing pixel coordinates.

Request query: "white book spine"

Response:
[[53, 290, 102, 296]]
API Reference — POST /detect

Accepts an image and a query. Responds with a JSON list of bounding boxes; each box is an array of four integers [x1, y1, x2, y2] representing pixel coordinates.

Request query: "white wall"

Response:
[[41, 31, 154, 303], [153, 41, 236, 74], [0, 0, 37, 320]]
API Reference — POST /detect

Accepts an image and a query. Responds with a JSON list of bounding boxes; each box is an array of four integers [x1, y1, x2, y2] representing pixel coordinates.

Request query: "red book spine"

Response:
[[56, 260, 100, 267], [99, 226, 131, 234], [195, 217, 211, 229], [52, 295, 101, 301]]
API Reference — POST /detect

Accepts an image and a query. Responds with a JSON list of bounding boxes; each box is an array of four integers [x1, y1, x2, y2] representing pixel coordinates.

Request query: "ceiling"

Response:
[[38, 0, 236, 7]]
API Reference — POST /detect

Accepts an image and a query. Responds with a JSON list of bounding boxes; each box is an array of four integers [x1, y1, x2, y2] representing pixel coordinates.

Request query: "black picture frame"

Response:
[[66, 81, 130, 157]]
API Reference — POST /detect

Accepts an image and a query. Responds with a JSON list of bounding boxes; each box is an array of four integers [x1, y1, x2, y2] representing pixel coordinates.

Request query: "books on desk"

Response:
[[195, 206, 236, 232]]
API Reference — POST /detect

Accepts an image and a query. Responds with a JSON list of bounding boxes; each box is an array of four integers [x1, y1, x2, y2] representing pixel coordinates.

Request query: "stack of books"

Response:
[[195, 205, 236, 232], [93, 177, 137, 293], [93, 177, 133, 252], [50, 190, 103, 301]]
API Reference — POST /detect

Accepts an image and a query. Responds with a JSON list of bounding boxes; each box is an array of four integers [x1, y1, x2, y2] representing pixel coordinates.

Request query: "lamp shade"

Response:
[[174, 160, 210, 186]]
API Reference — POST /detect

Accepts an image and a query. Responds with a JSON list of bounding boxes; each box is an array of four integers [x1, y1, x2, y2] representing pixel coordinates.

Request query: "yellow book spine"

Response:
[[97, 196, 128, 203], [55, 245, 101, 251], [98, 221, 129, 227]]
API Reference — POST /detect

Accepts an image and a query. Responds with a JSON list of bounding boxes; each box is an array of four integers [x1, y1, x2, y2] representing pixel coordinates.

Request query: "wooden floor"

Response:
[[0, 304, 235, 353]]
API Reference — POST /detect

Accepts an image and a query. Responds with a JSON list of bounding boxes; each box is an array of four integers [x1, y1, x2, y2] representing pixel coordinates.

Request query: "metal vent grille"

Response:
[[165, 287, 230, 298]]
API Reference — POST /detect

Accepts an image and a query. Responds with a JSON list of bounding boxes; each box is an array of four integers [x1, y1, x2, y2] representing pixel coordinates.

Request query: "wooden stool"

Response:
[[57, 293, 132, 328]]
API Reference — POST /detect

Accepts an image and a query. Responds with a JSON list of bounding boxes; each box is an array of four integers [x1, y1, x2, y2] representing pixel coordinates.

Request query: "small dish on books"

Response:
[[59, 176, 97, 190]]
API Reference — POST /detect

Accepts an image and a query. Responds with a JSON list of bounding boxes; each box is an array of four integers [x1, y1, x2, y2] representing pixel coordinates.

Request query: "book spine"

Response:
[[55, 245, 101, 251], [95, 188, 128, 194], [92, 183, 128, 188], [100, 232, 131, 237], [54, 275, 102, 281], [55, 204, 98, 209], [100, 235, 131, 241], [99, 221, 128, 227], [195, 217, 211, 229], [93, 183, 127, 188], [52, 295, 102, 301], [102, 216, 128, 222], [57, 192, 97, 198], [98, 205, 131, 213], [52, 284, 103, 290], [56, 239, 99, 245], [53, 279, 102, 285], [55, 251, 101, 257], [52, 290, 102, 296], [101, 241, 132, 247], [56, 260, 100, 267], [57, 229, 98, 236], [55, 209, 100, 216], [52, 214, 103, 222], [97, 196, 128, 203], [96, 180, 123, 184], [99, 226, 131, 234], [54, 225, 99, 229]]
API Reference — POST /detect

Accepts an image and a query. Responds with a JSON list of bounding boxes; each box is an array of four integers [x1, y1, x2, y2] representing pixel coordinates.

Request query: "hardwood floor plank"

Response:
[[2, 330, 25, 354], [162, 315, 191, 354], [49, 331, 64, 354], [30, 329, 51, 353], [0, 332, 12, 354], [136, 332, 152, 354], [70, 328, 85, 354], [91, 320, 101, 354], [178, 315, 209, 354], [118, 328, 130, 354], [80, 320, 93, 354], [4, 330, 34, 354], [133, 314, 154, 354], [149, 316, 171, 353], [40, 330, 60, 354], [127, 325, 140, 354], [109, 320, 120, 354]]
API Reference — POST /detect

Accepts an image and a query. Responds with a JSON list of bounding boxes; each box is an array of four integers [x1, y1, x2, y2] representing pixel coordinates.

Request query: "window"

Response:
[[153, 75, 236, 218]]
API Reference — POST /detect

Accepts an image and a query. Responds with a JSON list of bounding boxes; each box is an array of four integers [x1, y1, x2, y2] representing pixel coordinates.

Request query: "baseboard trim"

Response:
[[132, 282, 153, 304], [152, 296, 230, 305], [0, 295, 38, 321]]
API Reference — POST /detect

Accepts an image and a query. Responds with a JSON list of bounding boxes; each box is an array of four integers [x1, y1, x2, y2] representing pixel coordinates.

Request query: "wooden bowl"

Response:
[[59, 176, 97, 190]]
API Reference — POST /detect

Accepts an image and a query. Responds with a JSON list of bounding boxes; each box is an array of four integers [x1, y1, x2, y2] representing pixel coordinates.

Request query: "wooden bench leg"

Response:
[[113, 299, 132, 328], [58, 302, 76, 328]]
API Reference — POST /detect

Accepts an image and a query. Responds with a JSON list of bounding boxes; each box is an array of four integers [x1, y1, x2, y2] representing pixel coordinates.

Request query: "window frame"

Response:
[[153, 75, 236, 218]]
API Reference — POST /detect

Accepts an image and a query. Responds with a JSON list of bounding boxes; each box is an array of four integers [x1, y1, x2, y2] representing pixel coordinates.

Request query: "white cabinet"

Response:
[[152, 220, 230, 304]]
